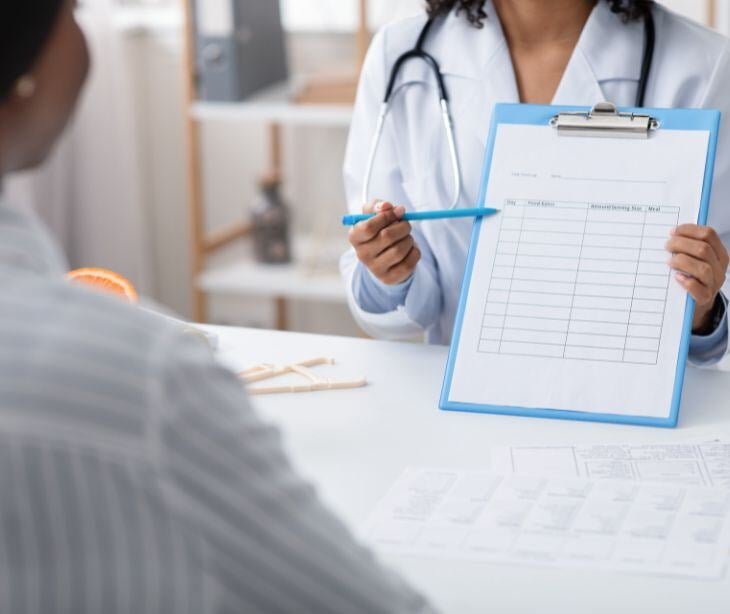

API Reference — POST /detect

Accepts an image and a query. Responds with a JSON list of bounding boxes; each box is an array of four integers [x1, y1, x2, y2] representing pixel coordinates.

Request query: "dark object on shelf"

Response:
[[190, 0, 289, 102], [252, 174, 292, 265]]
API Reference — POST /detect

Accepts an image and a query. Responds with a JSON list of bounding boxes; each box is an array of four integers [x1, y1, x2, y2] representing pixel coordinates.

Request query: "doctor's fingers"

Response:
[[371, 236, 416, 277], [381, 245, 421, 286], [666, 235, 722, 271], [350, 206, 406, 244], [352, 221, 413, 260], [374, 221, 413, 253], [669, 253, 719, 293], [385, 245, 421, 285], [672, 225, 729, 268], [363, 200, 394, 214], [675, 273, 716, 306]]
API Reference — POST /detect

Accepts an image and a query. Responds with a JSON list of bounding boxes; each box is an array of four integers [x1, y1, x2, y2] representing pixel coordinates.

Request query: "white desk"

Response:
[[207, 325, 730, 614]]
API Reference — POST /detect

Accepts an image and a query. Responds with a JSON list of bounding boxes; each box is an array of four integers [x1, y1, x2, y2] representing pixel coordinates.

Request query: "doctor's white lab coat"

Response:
[[341, 1, 730, 358]]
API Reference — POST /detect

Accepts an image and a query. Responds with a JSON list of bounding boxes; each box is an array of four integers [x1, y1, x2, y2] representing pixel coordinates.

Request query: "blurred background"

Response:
[[6, 0, 728, 336]]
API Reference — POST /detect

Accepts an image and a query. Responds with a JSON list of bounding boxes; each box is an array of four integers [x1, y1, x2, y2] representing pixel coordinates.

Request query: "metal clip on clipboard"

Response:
[[550, 101, 660, 139]]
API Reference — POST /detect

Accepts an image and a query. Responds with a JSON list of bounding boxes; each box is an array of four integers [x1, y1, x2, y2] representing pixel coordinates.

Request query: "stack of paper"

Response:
[[492, 442, 730, 487], [366, 466, 730, 579]]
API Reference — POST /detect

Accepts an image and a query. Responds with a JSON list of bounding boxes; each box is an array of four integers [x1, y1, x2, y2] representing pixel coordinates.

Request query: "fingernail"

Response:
[[670, 227, 677, 236], [675, 272, 688, 281], [395, 206, 406, 217], [374, 201, 384, 212]]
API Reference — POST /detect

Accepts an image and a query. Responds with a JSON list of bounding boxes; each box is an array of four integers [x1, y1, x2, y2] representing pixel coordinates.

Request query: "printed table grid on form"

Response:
[[479, 199, 680, 365]]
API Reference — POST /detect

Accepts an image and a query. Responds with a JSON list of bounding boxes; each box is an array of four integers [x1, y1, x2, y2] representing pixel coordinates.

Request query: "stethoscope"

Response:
[[362, 8, 656, 210]]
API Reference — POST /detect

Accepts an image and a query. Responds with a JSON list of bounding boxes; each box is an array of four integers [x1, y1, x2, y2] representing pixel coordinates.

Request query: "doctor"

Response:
[[341, 0, 730, 365]]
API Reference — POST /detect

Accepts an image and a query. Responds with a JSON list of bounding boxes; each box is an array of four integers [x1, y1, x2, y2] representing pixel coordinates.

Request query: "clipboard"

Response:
[[440, 102, 721, 428]]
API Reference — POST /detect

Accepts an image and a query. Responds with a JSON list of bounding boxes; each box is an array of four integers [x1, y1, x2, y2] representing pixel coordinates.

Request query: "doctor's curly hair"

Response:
[[426, 1, 653, 27]]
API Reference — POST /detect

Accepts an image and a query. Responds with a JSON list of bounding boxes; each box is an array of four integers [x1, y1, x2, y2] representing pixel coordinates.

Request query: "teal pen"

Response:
[[342, 207, 500, 226]]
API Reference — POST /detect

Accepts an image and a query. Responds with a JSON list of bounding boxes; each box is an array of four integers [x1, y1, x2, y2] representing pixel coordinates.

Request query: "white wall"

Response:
[[717, 0, 730, 34], [281, 0, 423, 31]]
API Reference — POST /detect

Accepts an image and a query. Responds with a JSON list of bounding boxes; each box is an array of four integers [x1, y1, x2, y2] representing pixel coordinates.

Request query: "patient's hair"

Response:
[[0, 0, 65, 100], [425, 0, 653, 27]]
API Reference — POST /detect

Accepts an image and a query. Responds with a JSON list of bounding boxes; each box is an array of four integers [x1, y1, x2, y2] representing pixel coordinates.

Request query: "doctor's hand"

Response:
[[666, 224, 729, 333], [348, 200, 421, 285]]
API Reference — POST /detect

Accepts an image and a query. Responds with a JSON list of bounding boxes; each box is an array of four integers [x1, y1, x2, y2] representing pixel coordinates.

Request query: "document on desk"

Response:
[[366, 467, 730, 579], [441, 105, 721, 426], [492, 442, 730, 488]]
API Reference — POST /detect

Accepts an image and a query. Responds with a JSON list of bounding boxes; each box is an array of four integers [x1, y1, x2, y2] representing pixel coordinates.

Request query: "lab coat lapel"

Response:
[[401, 2, 518, 209], [394, 2, 517, 160], [433, 0, 511, 83], [467, 43, 520, 153], [552, 1, 643, 106], [396, 2, 507, 87], [435, 3, 520, 162], [551, 50, 605, 106]]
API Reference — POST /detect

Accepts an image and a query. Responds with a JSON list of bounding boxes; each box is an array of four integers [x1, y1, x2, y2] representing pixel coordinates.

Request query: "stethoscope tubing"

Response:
[[362, 8, 655, 212]]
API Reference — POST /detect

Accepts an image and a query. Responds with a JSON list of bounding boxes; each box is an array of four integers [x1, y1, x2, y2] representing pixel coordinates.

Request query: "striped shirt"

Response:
[[0, 203, 434, 614]]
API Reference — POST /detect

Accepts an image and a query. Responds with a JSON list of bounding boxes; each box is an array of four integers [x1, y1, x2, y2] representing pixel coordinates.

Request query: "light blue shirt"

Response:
[[354, 263, 729, 366]]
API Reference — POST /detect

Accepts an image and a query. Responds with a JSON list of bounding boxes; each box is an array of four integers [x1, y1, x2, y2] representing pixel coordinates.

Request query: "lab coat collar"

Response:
[[578, 0, 645, 84], [393, 1, 519, 103], [429, 0, 507, 80], [430, 0, 645, 86], [552, 1, 645, 105]]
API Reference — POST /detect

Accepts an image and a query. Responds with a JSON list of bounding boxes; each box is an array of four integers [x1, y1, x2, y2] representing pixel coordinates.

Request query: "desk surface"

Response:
[[206, 325, 730, 614]]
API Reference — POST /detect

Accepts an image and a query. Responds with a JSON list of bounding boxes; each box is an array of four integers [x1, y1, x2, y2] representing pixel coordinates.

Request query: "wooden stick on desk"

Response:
[[240, 357, 334, 382], [239, 357, 368, 395], [247, 378, 368, 396]]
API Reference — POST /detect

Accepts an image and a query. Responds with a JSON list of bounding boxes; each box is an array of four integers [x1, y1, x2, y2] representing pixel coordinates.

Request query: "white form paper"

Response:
[[492, 443, 730, 488], [446, 124, 711, 419], [366, 467, 730, 579]]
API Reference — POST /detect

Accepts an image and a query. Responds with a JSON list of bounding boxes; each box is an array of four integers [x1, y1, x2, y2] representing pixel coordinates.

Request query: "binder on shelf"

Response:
[[190, 0, 289, 102]]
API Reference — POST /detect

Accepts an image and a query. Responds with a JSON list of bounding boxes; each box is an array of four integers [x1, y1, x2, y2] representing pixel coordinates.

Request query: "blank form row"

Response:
[[480, 199, 679, 364]]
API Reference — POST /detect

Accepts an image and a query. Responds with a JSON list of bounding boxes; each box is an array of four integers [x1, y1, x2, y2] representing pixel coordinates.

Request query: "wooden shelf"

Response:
[[191, 83, 353, 128], [197, 260, 346, 304], [182, 0, 371, 322], [197, 236, 347, 304], [191, 101, 353, 128]]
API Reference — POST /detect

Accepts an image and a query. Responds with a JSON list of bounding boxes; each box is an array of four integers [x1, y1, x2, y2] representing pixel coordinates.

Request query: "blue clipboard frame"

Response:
[[440, 103, 721, 428]]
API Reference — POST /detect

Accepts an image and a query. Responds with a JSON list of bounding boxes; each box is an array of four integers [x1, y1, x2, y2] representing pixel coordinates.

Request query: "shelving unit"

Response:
[[181, 0, 370, 325]]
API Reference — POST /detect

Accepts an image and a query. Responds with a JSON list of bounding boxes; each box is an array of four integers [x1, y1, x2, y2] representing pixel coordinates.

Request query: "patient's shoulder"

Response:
[[4, 276, 210, 402]]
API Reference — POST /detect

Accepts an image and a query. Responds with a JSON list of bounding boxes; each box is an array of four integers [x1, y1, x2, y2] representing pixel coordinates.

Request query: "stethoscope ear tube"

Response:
[[363, 20, 460, 209], [362, 103, 390, 208], [362, 9, 654, 213], [383, 50, 449, 104], [363, 96, 461, 211], [441, 99, 461, 210], [636, 9, 655, 108]]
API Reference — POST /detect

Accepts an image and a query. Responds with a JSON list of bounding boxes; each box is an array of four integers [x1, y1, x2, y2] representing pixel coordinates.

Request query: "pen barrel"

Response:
[[342, 208, 499, 226]]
